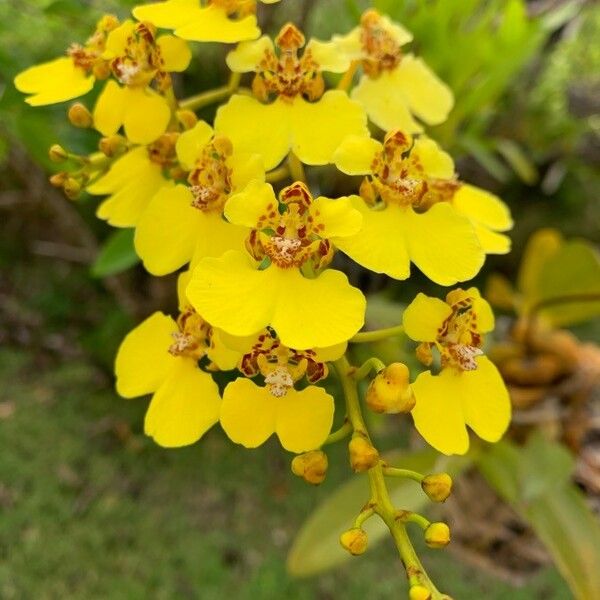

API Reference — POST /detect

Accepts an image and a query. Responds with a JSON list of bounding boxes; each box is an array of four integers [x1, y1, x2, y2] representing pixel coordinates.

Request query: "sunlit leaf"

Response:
[[485, 273, 517, 311], [517, 228, 562, 300], [534, 239, 600, 326]]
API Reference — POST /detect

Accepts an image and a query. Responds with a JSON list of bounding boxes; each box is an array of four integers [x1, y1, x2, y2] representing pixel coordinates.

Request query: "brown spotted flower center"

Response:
[[168, 308, 212, 360], [187, 135, 233, 213], [147, 132, 179, 167], [252, 23, 324, 103], [111, 22, 169, 89], [360, 9, 402, 78], [418, 293, 485, 372], [67, 14, 119, 77], [361, 130, 460, 210], [247, 182, 333, 270], [240, 329, 330, 397]]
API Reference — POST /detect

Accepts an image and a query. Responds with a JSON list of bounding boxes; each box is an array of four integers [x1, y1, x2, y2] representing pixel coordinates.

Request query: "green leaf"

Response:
[[478, 434, 600, 600], [91, 229, 140, 278], [534, 239, 600, 326], [460, 137, 511, 182], [495, 138, 539, 185], [287, 449, 469, 577]]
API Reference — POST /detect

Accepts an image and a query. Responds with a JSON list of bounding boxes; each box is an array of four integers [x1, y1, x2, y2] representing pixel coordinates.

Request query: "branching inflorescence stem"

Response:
[[334, 355, 448, 599]]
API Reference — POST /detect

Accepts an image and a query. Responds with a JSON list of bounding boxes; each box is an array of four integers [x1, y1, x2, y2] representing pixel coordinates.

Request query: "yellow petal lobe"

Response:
[[276, 387, 334, 453], [15, 57, 94, 106], [333, 135, 382, 176], [220, 378, 278, 448], [145, 358, 221, 447], [157, 35, 192, 72], [115, 312, 177, 398], [403, 293, 452, 342], [411, 370, 470, 455]]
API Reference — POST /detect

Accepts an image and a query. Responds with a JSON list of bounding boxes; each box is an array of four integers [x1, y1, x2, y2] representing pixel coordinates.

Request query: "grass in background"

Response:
[[0, 350, 570, 599]]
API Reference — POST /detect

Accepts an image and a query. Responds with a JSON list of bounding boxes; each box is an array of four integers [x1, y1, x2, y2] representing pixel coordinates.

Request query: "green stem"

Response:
[[350, 325, 405, 344], [323, 420, 352, 445], [179, 72, 242, 111], [352, 357, 385, 381], [334, 355, 446, 599], [354, 506, 375, 528], [337, 60, 358, 91], [382, 466, 424, 483], [265, 164, 290, 183], [402, 512, 431, 531], [287, 152, 306, 183]]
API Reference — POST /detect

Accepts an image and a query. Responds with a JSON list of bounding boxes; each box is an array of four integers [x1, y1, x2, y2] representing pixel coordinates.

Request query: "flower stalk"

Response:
[[334, 355, 448, 599]]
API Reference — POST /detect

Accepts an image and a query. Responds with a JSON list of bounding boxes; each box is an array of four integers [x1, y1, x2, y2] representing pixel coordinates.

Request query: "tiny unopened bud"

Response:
[[366, 362, 415, 414], [68, 102, 93, 128], [424, 522, 450, 549], [421, 473, 452, 503], [63, 177, 81, 199], [349, 436, 379, 472], [49, 144, 68, 163], [92, 61, 111, 80], [176, 109, 198, 130], [409, 585, 432, 600], [97, 14, 119, 32], [99, 135, 127, 157], [291, 450, 328, 485], [49, 172, 68, 187], [339, 527, 368, 555]]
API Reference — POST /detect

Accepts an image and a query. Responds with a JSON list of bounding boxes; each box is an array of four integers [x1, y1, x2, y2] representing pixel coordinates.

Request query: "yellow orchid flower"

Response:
[[115, 272, 241, 448], [88, 133, 178, 227], [93, 20, 191, 144], [134, 120, 264, 275], [14, 14, 119, 106], [333, 130, 512, 285], [14, 17, 190, 145], [186, 180, 366, 349], [214, 23, 368, 170], [333, 9, 453, 132], [133, 0, 281, 43], [219, 328, 345, 453], [403, 288, 511, 455]]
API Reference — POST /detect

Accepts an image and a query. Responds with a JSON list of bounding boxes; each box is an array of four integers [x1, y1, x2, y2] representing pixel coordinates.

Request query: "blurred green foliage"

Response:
[[0, 350, 571, 599]]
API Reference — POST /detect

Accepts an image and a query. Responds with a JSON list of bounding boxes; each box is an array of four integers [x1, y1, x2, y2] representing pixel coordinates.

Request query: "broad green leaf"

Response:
[[478, 435, 600, 600], [91, 229, 140, 278], [534, 240, 600, 326], [287, 450, 469, 577], [517, 228, 562, 300]]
